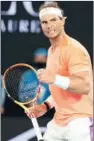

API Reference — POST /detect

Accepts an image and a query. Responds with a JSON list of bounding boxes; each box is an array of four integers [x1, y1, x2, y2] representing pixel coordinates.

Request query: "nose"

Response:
[[47, 22, 53, 29]]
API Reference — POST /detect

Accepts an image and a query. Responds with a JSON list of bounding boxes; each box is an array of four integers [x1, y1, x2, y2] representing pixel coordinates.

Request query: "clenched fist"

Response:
[[37, 69, 56, 84]]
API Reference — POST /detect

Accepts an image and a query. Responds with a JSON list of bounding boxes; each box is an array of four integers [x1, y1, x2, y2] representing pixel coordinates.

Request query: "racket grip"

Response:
[[30, 117, 43, 141]]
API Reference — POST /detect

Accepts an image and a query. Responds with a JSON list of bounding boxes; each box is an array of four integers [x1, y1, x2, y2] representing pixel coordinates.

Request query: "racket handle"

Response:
[[30, 117, 44, 141]]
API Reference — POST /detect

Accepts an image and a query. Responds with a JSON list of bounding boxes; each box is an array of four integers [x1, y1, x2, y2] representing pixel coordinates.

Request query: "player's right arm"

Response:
[[25, 95, 54, 118]]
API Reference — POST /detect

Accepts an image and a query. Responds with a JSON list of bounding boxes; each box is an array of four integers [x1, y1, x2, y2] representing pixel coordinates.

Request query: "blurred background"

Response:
[[1, 1, 93, 141]]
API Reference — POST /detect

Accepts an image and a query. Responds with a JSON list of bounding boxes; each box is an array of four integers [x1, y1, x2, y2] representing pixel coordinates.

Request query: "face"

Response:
[[40, 14, 64, 39]]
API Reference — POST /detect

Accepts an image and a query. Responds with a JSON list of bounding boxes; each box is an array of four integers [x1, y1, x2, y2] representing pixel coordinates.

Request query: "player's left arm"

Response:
[[54, 48, 91, 95], [54, 71, 90, 95], [37, 48, 92, 95], [67, 71, 90, 94]]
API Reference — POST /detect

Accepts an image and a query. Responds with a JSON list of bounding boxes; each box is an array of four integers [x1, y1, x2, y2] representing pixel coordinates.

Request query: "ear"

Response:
[[62, 17, 67, 26]]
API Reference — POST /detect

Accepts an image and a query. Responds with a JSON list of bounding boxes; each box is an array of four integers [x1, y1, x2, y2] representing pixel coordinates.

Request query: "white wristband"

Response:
[[54, 75, 70, 90]]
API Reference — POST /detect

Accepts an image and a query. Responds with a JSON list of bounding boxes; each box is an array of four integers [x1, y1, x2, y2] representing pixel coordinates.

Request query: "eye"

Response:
[[50, 18, 57, 22], [41, 21, 47, 24]]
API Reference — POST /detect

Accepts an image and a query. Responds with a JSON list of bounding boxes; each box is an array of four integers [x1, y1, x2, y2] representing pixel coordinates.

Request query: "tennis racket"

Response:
[[3, 63, 44, 141]]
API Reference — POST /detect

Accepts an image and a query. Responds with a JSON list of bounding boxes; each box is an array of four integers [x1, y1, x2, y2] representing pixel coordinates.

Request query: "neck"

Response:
[[49, 30, 66, 48]]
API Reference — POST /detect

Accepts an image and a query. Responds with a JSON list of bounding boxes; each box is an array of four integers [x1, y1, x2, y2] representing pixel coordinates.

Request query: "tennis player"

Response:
[[26, 2, 93, 141]]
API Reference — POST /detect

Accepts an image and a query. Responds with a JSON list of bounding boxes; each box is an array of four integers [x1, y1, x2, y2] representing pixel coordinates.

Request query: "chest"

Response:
[[47, 48, 69, 76]]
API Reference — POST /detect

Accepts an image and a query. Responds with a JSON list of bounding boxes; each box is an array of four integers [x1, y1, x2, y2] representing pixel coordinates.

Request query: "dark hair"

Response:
[[39, 2, 64, 17]]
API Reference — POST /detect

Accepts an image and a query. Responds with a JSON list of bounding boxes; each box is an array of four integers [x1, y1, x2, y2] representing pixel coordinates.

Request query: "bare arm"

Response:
[[54, 71, 90, 95], [67, 71, 90, 94], [63, 46, 91, 95]]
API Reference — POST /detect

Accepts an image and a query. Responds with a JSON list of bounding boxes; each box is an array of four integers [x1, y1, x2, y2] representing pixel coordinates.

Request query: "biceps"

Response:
[[70, 71, 89, 81]]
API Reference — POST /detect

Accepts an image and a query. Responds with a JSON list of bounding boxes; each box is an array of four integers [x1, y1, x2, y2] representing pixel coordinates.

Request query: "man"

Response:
[[26, 2, 93, 141]]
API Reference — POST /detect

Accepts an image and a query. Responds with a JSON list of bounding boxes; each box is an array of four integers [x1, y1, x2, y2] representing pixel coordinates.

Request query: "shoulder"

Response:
[[67, 36, 90, 57], [60, 36, 90, 65]]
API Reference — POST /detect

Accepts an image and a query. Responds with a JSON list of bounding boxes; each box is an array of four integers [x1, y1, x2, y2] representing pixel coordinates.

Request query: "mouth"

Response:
[[48, 30, 55, 34]]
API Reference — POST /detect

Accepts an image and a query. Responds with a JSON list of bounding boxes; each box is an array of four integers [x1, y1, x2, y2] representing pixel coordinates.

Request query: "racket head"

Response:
[[3, 63, 41, 105]]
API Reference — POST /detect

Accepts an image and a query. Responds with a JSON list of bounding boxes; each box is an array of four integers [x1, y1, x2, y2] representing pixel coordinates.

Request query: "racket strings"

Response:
[[8, 69, 19, 95], [4, 66, 39, 103], [5, 68, 23, 100]]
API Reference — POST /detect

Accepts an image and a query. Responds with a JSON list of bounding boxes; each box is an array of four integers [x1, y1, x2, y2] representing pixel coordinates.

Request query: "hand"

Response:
[[25, 104, 47, 118], [37, 69, 56, 84]]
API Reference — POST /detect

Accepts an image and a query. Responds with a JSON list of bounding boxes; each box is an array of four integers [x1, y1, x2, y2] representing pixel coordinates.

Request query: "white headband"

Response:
[[39, 7, 63, 19]]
